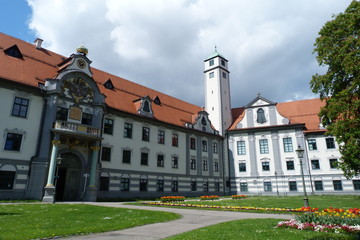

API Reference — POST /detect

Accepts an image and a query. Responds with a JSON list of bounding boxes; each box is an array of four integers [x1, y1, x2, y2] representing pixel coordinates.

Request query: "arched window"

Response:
[[143, 101, 150, 112], [257, 108, 266, 123]]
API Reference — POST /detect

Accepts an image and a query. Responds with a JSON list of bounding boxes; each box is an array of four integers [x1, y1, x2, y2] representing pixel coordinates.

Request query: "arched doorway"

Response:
[[56, 153, 82, 201]]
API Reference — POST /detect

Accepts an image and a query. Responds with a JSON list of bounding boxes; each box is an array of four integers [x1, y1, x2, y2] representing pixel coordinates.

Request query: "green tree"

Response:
[[310, 1, 360, 178]]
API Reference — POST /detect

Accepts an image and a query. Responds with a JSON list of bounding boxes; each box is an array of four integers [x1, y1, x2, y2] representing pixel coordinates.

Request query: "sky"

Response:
[[0, 0, 353, 108]]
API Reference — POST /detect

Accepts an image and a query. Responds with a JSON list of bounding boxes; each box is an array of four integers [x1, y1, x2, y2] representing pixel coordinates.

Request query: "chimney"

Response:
[[34, 38, 44, 49]]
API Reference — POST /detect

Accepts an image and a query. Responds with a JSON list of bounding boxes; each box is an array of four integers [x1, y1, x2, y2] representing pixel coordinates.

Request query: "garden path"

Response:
[[62, 202, 293, 240]]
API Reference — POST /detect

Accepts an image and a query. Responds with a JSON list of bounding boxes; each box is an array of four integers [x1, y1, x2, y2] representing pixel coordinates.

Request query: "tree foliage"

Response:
[[310, 0, 360, 178]]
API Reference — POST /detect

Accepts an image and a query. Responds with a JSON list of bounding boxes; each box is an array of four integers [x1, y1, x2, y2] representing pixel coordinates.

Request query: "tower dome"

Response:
[[76, 43, 88, 55]]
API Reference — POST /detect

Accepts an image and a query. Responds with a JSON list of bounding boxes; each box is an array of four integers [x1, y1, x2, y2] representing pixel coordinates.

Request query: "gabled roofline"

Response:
[[245, 94, 276, 108]]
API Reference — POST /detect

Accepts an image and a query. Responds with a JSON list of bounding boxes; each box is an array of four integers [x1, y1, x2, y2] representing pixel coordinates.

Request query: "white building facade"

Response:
[[0, 33, 358, 202]]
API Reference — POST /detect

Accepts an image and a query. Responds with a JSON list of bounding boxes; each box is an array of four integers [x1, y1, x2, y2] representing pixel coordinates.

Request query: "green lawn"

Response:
[[0, 204, 180, 240], [165, 218, 359, 240]]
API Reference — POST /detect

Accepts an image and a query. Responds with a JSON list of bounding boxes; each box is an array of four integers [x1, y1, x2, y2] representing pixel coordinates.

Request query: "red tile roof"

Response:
[[229, 98, 326, 132], [0, 33, 201, 129]]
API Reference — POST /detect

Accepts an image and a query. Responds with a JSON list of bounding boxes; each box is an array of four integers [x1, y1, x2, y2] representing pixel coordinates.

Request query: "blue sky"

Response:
[[1, 0, 35, 42], [0, 0, 353, 107]]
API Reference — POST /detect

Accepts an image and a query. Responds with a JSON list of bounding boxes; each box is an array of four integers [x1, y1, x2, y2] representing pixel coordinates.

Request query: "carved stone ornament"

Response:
[[63, 78, 94, 104]]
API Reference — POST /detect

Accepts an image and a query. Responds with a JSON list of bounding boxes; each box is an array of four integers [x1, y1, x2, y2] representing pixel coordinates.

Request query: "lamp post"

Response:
[[295, 145, 309, 207], [53, 155, 62, 204]]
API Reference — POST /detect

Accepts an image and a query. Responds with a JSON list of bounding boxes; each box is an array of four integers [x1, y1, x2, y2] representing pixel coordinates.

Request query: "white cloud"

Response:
[[27, 0, 352, 107]]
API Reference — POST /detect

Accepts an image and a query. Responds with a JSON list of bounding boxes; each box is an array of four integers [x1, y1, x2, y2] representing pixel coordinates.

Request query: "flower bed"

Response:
[[200, 195, 219, 200], [277, 219, 360, 234], [232, 195, 247, 200], [144, 202, 318, 213], [159, 196, 185, 202], [278, 207, 360, 234]]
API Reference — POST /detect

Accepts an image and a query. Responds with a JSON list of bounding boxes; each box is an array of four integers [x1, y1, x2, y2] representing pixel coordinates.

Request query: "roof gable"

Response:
[[245, 94, 276, 108]]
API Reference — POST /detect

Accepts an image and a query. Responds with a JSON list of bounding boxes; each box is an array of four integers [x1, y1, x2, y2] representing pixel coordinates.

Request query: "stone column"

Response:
[[86, 144, 100, 201], [42, 135, 61, 202]]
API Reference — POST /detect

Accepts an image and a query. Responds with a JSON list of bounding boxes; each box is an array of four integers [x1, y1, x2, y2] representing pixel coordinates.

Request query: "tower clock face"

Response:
[[76, 59, 86, 69]]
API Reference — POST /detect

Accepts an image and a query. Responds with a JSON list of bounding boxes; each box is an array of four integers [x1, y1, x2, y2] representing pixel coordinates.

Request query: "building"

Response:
[[0, 33, 358, 201]]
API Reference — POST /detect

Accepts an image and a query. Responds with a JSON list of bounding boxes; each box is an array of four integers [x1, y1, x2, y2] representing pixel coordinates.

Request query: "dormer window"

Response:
[[4, 45, 23, 59], [154, 96, 161, 105], [143, 101, 150, 112], [257, 108, 266, 124], [104, 79, 114, 90], [137, 96, 153, 117]]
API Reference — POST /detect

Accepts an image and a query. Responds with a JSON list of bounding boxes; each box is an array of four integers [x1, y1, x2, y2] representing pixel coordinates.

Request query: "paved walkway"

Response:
[[62, 202, 294, 240]]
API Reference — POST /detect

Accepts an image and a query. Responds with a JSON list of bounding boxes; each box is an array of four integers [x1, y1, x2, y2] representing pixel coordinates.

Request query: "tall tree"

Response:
[[310, 0, 360, 178]]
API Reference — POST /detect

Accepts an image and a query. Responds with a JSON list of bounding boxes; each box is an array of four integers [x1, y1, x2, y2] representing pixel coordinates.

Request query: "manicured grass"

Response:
[[0, 204, 180, 240], [165, 218, 359, 240], [167, 195, 360, 212]]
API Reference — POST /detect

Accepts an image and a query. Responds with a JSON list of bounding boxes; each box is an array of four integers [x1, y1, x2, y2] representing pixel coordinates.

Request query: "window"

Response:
[[203, 160, 208, 171], [213, 142, 218, 153], [99, 176, 109, 191], [259, 139, 269, 154], [214, 162, 219, 172], [209, 59, 214, 66], [203, 181, 209, 192], [157, 180, 164, 192], [283, 138, 293, 152], [4, 45, 23, 59], [142, 127, 150, 141], [311, 160, 320, 170], [141, 152, 148, 165], [81, 113, 92, 125], [172, 133, 178, 147], [215, 182, 220, 191], [101, 147, 111, 161], [190, 159, 196, 170], [124, 123, 133, 138], [0, 171, 15, 190], [289, 181, 297, 191], [329, 159, 338, 169], [239, 162, 246, 172], [221, 59, 226, 66], [157, 154, 164, 167], [190, 137, 196, 150], [209, 72, 214, 78], [308, 139, 317, 150], [222, 72, 227, 79], [12, 97, 29, 118], [122, 150, 131, 164], [326, 138, 335, 149], [333, 180, 343, 191], [103, 118, 114, 134], [56, 107, 68, 121], [172, 180, 178, 192], [237, 141, 246, 155], [262, 161, 270, 171], [4, 133, 22, 151], [142, 101, 150, 113], [104, 79, 114, 90], [256, 108, 266, 124], [191, 181, 197, 191], [202, 140, 207, 152], [240, 182, 248, 192], [172, 156, 178, 168], [286, 161, 295, 170], [314, 180, 324, 191], [140, 179, 148, 191], [264, 182, 272, 192], [121, 178, 129, 191], [353, 180, 360, 191], [158, 130, 165, 144]]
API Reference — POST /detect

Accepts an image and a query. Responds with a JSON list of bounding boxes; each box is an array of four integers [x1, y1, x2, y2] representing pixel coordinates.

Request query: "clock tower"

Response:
[[204, 48, 232, 136]]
